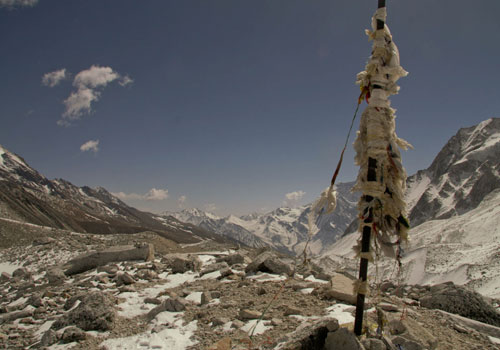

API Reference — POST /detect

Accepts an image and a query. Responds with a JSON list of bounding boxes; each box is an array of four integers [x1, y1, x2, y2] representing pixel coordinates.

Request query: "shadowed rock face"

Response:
[[407, 118, 500, 227]]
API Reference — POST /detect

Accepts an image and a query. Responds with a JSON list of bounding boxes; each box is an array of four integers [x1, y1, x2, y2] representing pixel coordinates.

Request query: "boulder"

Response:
[[201, 262, 229, 276], [245, 251, 293, 276], [12, 267, 31, 280], [147, 298, 187, 321], [0, 272, 11, 282], [239, 309, 261, 320], [52, 291, 115, 331], [420, 282, 500, 327], [64, 244, 154, 275], [275, 318, 336, 350], [326, 273, 357, 305], [40, 329, 59, 347], [115, 272, 135, 286], [218, 253, 245, 266], [324, 327, 363, 350], [168, 255, 202, 274], [391, 336, 424, 350], [46, 267, 66, 284], [61, 326, 86, 343]]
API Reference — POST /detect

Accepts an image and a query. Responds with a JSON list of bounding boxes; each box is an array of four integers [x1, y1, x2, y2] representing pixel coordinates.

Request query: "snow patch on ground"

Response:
[[101, 312, 197, 350]]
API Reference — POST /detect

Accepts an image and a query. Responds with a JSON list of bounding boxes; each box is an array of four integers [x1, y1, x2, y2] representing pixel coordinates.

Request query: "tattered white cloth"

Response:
[[353, 7, 411, 261]]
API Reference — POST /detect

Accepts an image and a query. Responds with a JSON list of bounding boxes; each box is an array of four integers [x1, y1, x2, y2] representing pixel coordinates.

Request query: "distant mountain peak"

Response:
[[408, 118, 500, 226]]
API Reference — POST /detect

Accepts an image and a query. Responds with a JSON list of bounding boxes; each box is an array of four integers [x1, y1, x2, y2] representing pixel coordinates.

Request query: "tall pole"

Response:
[[353, 0, 387, 337]]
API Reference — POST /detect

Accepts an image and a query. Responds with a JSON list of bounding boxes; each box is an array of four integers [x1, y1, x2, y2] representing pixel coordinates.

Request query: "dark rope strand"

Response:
[[330, 99, 362, 187]]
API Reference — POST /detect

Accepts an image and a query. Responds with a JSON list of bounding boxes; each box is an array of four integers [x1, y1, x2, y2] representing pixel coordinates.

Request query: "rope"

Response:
[[330, 96, 362, 187]]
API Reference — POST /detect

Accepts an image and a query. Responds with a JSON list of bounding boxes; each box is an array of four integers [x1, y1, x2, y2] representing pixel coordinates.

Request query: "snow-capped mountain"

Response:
[[407, 118, 500, 226], [321, 118, 500, 298], [166, 118, 500, 259], [164, 181, 359, 255], [0, 144, 221, 244]]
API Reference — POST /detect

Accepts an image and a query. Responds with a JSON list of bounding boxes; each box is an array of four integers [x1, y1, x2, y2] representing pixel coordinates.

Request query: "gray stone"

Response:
[[64, 244, 154, 275], [283, 306, 302, 316], [61, 326, 86, 343], [52, 291, 115, 331], [169, 255, 202, 274], [0, 272, 11, 282], [362, 338, 387, 350], [239, 309, 261, 320], [380, 281, 396, 293], [379, 302, 399, 312], [391, 336, 424, 350], [0, 310, 33, 324], [33, 236, 55, 246], [28, 293, 43, 307], [276, 318, 335, 350], [116, 272, 135, 286], [136, 269, 158, 280], [326, 319, 339, 332], [212, 317, 229, 326], [201, 292, 212, 305], [96, 265, 119, 275], [219, 253, 245, 266], [324, 328, 363, 350], [12, 267, 31, 279], [147, 298, 187, 321], [245, 251, 294, 276], [211, 291, 221, 299], [144, 297, 162, 305], [387, 319, 406, 335], [200, 262, 229, 276], [231, 320, 245, 329], [326, 272, 357, 305], [40, 329, 59, 347], [46, 267, 66, 284]]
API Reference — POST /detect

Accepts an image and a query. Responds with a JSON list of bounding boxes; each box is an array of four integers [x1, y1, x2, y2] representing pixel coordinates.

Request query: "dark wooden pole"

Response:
[[353, 0, 386, 337]]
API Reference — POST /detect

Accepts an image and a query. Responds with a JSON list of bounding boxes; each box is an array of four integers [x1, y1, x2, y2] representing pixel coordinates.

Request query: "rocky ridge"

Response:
[[0, 144, 224, 246]]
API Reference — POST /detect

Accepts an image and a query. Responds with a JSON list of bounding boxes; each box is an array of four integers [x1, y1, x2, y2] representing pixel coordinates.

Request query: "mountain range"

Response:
[[165, 118, 500, 260], [1, 118, 498, 263], [0, 145, 223, 246]]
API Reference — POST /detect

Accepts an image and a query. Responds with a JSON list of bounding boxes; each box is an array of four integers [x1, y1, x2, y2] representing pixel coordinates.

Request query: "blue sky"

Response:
[[1, 0, 499, 215]]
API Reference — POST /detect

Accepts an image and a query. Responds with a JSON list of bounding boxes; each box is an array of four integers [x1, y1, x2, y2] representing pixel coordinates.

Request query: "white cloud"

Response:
[[112, 192, 143, 201], [58, 65, 132, 125], [145, 188, 169, 201], [112, 188, 169, 202], [119, 75, 134, 87], [73, 65, 119, 89], [62, 87, 99, 121], [178, 195, 187, 208], [282, 190, 306, 207], [80, 140, 99, 153], [0, 0, 38, 8], [42, 69, 67, 87], [205, 203, 217, 213]]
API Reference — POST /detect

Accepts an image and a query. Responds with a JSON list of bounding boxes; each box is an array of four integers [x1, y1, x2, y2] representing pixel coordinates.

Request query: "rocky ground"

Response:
[[1, 223, 500, 350]]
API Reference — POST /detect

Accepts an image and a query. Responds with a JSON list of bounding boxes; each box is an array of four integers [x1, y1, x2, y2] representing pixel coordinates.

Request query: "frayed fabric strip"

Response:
[[353, 279, 370, 296], [353, 7, 411, 260]]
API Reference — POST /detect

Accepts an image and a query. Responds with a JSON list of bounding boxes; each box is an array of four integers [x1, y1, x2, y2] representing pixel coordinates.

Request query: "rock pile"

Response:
[[0, 230, 499, 350]]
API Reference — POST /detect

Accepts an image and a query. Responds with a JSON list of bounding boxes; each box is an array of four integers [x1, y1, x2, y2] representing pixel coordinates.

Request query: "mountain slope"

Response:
[[320, 118, 500, 297], [164, 181, 359, 255], [407, 118, 500, 226], [0, 145, 222, 244]]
